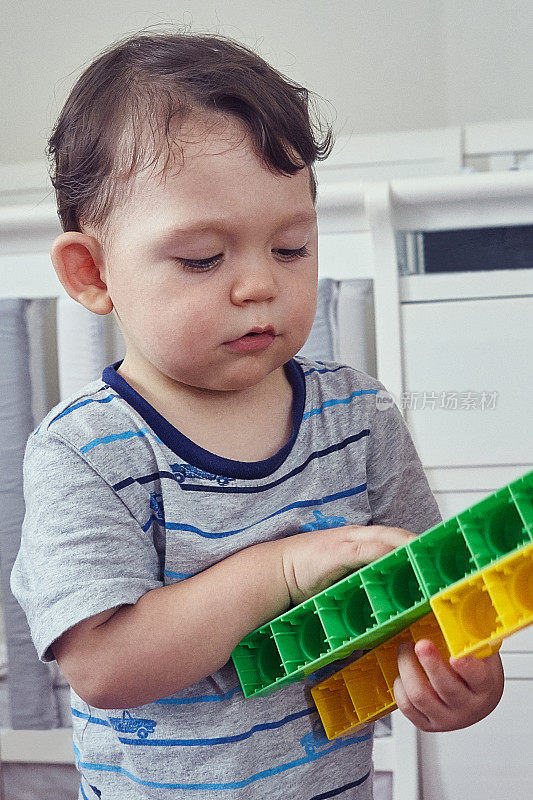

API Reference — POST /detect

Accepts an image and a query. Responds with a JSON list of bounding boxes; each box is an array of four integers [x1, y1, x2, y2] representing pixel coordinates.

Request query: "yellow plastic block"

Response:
[[312, 612, 448, 740], [482, 541, 533, 631], [409, 613, 451, 662], [312, 539, 533, 741], [342, 650, 396, 724], [373, 628, 413, 689], [311, 673, 363, 739], [430, 541, 533, 659]]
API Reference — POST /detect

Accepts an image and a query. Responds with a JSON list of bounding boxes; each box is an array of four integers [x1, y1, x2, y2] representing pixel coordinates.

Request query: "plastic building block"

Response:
[[232, 552, 431, 698], [232, 468, 533, 698], [311, 607, 504, 741], [312, 541, 531, 740], [311, 612, 451, 739], [431, 539, 533, 658]]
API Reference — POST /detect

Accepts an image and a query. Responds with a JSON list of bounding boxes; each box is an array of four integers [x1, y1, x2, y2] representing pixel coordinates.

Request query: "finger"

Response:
[[393, 675, 432, 730], [450, 651, 504, 694], [397, 641, 448, 715], [342, 525, 416, 565], [352, 524, 417, 544], [414, 640, 471, 706]]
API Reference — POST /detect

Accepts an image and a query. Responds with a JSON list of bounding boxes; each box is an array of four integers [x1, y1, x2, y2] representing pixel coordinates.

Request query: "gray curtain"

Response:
[[298, 278, 339, 361], [0, 299, 58, 728]]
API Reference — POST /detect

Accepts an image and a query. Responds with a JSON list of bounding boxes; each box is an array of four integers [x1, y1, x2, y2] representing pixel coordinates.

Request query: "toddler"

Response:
[[11, 30, 503, 799]]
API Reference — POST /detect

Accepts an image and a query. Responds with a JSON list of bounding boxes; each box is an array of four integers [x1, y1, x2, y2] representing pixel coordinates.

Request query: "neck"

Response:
[[116, 359, 295, 462]]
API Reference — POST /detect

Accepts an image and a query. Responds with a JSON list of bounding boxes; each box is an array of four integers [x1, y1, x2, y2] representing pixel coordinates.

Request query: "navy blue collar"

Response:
[[102, 359, 306, 479]]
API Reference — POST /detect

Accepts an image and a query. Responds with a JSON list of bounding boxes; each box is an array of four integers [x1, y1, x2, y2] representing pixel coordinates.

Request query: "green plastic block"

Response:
[[457, 483, 532, 570], [313, 570, 377, 650], [509, 470, 533, 536], [231, 626, 290, 698], [360, 546, 428, 625], [233, 546, 432, 698], [270, 598, 330, 673], [232, 469, 533, 699], [408, 517, 477, 596]]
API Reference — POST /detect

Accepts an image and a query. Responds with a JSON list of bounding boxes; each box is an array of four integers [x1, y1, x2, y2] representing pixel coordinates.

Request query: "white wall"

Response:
[[441, 0, 533, 125], [1, 0, 532, 169]]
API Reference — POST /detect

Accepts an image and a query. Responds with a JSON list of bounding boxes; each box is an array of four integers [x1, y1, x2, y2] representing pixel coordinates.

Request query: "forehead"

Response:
[[115, 112, 314, 234]]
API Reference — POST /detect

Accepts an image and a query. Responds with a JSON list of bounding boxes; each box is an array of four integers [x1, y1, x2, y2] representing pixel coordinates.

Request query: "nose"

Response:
[[229, 255, 278, 306]]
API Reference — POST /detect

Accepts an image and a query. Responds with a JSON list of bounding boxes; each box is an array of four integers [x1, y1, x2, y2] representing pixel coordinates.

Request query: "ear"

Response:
[[50, 232, 113, 315]]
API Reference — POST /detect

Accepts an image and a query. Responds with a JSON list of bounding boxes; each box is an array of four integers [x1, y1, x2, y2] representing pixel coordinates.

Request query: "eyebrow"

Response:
[[155, 211, 317, 244]]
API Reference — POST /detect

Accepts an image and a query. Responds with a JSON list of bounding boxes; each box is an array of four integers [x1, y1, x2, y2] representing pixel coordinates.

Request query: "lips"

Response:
[[244, 325, 275, 337], [224, 325, 276, 353]]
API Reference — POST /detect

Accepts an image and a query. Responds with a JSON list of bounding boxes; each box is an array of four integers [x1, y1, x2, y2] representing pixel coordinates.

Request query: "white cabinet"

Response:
[[401, 293, 533, 468], [419, 673, 533, 800], [397, 270, 533, 800]]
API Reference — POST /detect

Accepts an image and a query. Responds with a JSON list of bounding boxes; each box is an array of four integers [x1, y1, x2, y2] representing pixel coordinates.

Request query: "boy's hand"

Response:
[[280, 524, 415, 605], [393, 639, 504, 732]]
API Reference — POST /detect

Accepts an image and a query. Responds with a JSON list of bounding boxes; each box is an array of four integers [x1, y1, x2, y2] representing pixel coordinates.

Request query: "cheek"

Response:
[[284, 279, 318, 351], [149, 298, 213, 354], [292, 276, 318, 326]]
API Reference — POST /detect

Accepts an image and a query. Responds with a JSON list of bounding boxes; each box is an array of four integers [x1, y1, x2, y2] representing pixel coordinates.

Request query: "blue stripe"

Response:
[[177, 432, 370, 495], [154, 687, 241, 705], [308, 771, 372, 799], [79, 783, 89, 799], [164, 569, 196, 580], [114, 470, 177, 492], [72, 708, 110, 728], [72, 706, 312, 746], [49, 393, 119, 426], [142, 516, 157, 533], [160, 484, 367, 538], [80, 427, 163, 454], [303, 389, 378, 420], [72, 731, 371, 790], [301, 364, 352, 376], [113, 431, 369, 495], [119, 709, 313, 747]]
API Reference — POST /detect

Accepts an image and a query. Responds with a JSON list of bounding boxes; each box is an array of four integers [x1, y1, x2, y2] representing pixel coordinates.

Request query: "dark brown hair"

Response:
[[46, 28, 335, 250]]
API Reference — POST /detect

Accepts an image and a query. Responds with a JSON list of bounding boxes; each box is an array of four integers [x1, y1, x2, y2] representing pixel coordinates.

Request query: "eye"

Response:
[[174, 244, 312, 272], [275, 245, 312, 261], [174, 254, 223, 272]]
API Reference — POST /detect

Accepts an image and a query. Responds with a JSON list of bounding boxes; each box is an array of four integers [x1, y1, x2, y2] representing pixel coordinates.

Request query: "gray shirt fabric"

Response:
[[11, 356, 441, 799]]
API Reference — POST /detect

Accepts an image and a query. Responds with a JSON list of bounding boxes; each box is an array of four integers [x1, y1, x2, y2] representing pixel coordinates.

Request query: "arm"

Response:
[[366, 383, 442, 534], [53, 538, 289, 708], [53, 523, 415, 709]]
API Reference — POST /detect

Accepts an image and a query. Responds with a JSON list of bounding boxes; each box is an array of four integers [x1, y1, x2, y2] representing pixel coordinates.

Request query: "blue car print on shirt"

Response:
[[171, 463, 233, 486], [109, 710, 157, 739], [150, 492, 165, 524], [298, 509, 348, 533]]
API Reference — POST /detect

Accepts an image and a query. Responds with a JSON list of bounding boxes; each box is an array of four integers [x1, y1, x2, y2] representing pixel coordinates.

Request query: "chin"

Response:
[[219, 364, 283, 393]]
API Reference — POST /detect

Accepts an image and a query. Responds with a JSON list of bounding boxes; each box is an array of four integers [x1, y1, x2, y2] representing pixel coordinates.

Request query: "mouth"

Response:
[[224, 325, 276, 352], [244, 325, 275, 337]]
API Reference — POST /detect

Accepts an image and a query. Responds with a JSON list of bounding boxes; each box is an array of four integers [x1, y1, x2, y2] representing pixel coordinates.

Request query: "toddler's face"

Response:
[[101, 112, 318, 395]]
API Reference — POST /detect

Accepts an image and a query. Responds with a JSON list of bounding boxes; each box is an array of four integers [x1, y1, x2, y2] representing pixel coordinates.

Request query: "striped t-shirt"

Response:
[[11, 356, 441, 799]]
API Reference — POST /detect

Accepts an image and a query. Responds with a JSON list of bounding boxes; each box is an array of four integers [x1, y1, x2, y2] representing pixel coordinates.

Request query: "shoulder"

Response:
[[293, 355, 386, 407], [27, 376, 147, 475], [293, 356, 403, 442], [22, 377, 160, 502], [34, 377, 125, 441]]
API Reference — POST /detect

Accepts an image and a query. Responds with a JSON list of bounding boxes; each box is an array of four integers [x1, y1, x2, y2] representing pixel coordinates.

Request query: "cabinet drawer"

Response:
[[420, 678, 533, 800], [401, 295, 533, 467], [425, 466, 532, 519]]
